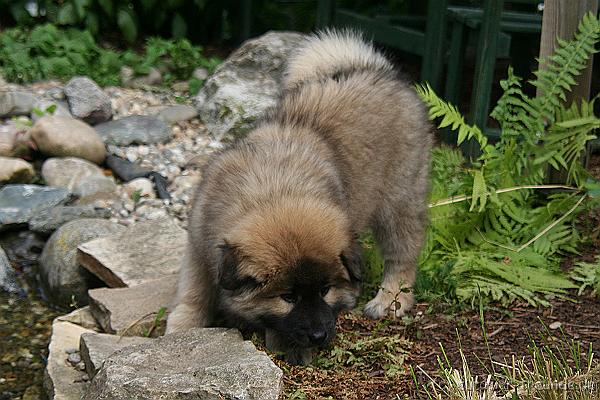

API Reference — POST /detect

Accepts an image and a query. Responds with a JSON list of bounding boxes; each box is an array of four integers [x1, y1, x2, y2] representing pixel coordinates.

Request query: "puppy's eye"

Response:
[[320, 286, 331, 297], [281, 293, 298, 304]]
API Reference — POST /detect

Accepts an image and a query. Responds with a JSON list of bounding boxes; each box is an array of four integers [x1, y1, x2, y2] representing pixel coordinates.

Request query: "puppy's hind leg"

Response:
[[166, 247, 215, 333], [363, 202, 427, 319]]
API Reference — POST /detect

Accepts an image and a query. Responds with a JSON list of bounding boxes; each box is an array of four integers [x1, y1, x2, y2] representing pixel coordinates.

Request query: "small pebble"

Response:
[[67, 352, 81, 365]]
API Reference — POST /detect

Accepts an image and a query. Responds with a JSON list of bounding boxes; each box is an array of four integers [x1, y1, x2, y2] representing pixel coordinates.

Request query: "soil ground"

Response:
[[280, 154, 600, 400]]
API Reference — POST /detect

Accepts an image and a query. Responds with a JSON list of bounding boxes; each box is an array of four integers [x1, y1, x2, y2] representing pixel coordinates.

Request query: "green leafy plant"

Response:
[[571, 257, 600, 297], [0, 0, 228, 44], [413, 12, 600, 307], [313, 329, 411, 377], [0, 24, 220, 87]]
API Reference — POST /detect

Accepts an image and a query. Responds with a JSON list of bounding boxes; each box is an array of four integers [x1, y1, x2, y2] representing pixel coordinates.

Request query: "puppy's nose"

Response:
[[308, 329, 327, 345]]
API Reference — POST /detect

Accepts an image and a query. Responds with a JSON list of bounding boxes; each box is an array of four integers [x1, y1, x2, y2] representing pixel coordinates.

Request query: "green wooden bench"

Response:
[[316, 0, 543, 152]]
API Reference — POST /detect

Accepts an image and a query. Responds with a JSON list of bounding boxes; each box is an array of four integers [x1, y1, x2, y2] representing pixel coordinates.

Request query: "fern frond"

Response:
[[415, 83, 492, 154], [532, 12, 600, 123]]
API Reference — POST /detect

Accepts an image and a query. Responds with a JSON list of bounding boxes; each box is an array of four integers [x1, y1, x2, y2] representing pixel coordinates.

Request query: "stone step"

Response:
[[79, 332, 153, 379], [77, 218, 186, 287], [44, 320, 95, 400], [83, 328, 283, 400], [88, 275, 177, 336]]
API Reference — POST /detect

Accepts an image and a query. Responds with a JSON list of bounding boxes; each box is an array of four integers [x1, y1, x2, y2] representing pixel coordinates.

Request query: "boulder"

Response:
[[77, 218, 185, 287], [0, 245, 23, 295], [29, 205, 111, 235], [196, 31, 306, 141], [0, 156, 34, 183], [79, 333, 153, 378], [64, 77, 112, 124], [39, 219, 126, 307], [94, 115, 171, 146], [0, 91, 37, 117], [44, 320, 94, 400], [41, 157, 116, 199], [83, 328, 283, 400], [0, 185, 71, 230], [87, 275, 177, 336], [29, 116, 107, 164]]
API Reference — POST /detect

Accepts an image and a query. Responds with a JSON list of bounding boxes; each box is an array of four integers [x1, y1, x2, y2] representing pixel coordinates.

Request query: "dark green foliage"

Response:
[[0, 0, 228, 44], [413, 13, 600, 306], [0, 24, 220, 87]]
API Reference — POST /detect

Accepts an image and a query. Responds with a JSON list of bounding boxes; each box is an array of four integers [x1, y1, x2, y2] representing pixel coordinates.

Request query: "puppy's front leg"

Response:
[[265, 329, 313, 365], [364, 205, 425, 319], [166, 248, 214, 333]]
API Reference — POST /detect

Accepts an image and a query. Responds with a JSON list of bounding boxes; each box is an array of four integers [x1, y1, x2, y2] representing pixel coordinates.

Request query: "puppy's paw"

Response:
[[165, 303, 207, 334], [363, 289, 414, 319], [283, 348, 314, 366]]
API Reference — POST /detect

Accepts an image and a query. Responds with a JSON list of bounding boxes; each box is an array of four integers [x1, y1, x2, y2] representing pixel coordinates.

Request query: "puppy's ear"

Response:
[[340, 239, 362, 285], [217, 241, 259, 291]]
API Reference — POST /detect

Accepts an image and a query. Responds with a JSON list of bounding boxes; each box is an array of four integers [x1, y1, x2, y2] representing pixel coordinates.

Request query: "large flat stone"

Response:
[[83, 328, 283, 400], [44, 320, 94, 400], [77, 218, 185, 287], [88, 275, 177, 336], [0, 184, 71, 230], [56, 306, 100, 331], [79, 332, 153, 378]]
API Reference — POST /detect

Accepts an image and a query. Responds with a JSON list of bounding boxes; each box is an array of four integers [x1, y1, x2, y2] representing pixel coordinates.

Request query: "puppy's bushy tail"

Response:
[[284, 29, 393, 89]]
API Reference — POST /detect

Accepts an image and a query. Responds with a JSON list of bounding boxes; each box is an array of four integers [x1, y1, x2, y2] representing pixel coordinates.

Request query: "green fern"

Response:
[[571, 256, 600, 297], [415, 12, 600, 307]]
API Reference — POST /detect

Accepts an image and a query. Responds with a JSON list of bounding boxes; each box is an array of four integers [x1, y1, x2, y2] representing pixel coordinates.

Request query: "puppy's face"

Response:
[[217, 242, 362, 349]]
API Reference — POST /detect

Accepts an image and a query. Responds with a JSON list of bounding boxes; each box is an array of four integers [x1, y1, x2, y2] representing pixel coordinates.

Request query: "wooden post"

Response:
[[538, 0, 598, 178], [537, 0, 598, 102]]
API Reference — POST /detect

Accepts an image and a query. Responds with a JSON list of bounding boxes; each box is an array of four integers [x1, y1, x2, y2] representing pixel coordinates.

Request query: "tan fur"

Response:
[[167, 31, 432, 363]]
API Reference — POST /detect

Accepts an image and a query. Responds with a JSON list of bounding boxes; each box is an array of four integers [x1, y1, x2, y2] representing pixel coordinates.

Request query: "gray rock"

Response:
[[31, 99, 72, 122], [193, 67, 209, 81], [83, 328, 283, 400], [29, 116, 107, 164], [128, 67, 163, 89], [39, 219, 126, 307], [94, 116, 171, 146], [157, 104, 198, 124], [80, 333, 153, 378], [42, 157, 116, 199], [196, 31, 306, 141], [0, 185, 71, 230], [0, 121, 18, 157], [0, 245, 23, 295], [87, 275, 177, 336], [29, 205, 111, 235], [64, 77, 112, 124], [123, 177, 155, 199], [0, 91, 37, 117], [0, 156, 34, 184], [77, 218, 185, 287], [44, 320, 94, 400], [56, 306, 101, 331]]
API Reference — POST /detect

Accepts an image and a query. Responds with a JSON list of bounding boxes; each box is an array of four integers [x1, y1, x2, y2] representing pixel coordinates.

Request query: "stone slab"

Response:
[[77, 218, 185, 287], [56, 306, 100, 331], [88, 275, 177, 336], [0, 184, 71, 230], [44, 320, 94, 400], [83, 328, 283, 400], [79, 332, 153, 378]]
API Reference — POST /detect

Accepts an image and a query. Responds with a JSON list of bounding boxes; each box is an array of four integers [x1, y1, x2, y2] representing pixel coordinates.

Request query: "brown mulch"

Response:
[[280, 154, 600, 400], [281, 296, 600, 399]]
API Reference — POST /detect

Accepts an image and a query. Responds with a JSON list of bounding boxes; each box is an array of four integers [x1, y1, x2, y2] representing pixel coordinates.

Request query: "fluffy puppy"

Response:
[[167, 30, 432, 364]]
